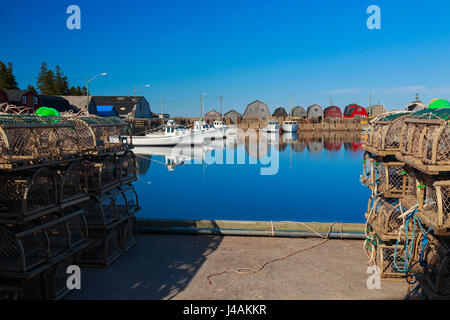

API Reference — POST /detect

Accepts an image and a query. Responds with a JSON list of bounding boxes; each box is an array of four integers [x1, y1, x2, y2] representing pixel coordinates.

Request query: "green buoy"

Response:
[[427, 98, 450, 110]]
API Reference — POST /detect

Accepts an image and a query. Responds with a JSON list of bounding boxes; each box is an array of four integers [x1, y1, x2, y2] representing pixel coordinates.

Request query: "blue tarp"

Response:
[[97, 105, 116, 117]]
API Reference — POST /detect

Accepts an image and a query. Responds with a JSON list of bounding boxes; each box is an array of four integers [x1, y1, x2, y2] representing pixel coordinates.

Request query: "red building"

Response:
[[343, 104, 368, 118], [323, 105, 342, 118], [0, 90, 8, 104], [1, 90, 42, 110]]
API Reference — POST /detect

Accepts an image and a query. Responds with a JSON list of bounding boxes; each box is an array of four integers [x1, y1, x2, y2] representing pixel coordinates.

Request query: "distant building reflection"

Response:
[[133, 131, 363, 172]]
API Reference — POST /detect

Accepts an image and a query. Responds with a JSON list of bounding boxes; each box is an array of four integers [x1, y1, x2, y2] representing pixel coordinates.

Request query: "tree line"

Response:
[[0, 60, 87, 96]]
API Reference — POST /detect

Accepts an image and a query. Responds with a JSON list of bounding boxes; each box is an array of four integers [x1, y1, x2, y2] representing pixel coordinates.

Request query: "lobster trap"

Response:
[[366, 196, 418, 241], [412, 232, 450, 298], [119, 215, 137, 252], [0, 115, 80, 170], [414, 173, 450, 235], [397, 109, 450, 175], [84, 155, 120, 194], [81, 185, 138, 229], [78, 226, 123, 268], [374, 241, 409, 281], [364, 111, 411, 157], [56, 161, 89, 208], [0, 167, 58, 223], [0, 209, 88, 276], [43, 253, 79, 300], [67, 117, 132, 154], [361, 151, 377, 188], [376, 161, 408, 198], [117, 151, 137, 184]]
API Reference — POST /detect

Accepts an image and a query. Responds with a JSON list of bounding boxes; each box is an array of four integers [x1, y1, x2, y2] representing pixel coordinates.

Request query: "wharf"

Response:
[[67, 233, 407, 300]]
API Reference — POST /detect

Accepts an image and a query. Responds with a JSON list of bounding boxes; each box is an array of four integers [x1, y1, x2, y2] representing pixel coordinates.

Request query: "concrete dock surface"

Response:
[[67, 234, 408, 300]]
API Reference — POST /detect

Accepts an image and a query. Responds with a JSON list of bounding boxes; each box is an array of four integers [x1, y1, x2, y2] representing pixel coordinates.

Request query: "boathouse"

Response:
[[272, 107, 288, 118], [1, 89, 41, 110], [343, 104, 368, 118], [291, 106, 307, 118], [367, 104, 386, 117], [243, 100, 271, 122], [91, 96, 152, 119], [307, 104, 323, 121], [224, 109, 242, 124], [323, 106, 342, 118], [204, 109, 221, 119]]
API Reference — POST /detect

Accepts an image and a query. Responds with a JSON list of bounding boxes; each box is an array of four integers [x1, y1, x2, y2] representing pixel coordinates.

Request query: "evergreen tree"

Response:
[[37, 62, 55, 95], [27, 84, 37, 93], [6, 63, 19, 89], [0, 61, 19, 90], [54, 65, 69, 95]]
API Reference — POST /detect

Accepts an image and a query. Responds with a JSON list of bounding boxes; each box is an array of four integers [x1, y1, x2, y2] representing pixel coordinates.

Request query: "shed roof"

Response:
[[92, 96, 146, 116], [3, 90, 33, 103]]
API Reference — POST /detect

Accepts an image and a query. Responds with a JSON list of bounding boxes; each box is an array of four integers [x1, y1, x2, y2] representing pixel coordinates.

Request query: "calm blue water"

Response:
[[133, 132, 369, 223]]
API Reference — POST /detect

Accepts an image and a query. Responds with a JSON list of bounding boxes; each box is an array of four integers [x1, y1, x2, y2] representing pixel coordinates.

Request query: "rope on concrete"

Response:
[[206, 223, 337, 286]]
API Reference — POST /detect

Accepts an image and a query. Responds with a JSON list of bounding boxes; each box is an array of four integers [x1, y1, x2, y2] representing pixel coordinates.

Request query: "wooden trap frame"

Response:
[[397, 109, 450, 175], [363, 111, 412, 157]]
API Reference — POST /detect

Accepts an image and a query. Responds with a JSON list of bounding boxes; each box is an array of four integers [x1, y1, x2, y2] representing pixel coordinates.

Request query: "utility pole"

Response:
[[369, 93, 372, 107], [219, 96, 223, 117], [289, 92, 292, 117], [161, 97, 164, 116]]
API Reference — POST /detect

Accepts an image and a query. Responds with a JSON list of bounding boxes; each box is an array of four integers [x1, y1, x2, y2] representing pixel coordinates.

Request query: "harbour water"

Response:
[[133, 131, 369, 223]]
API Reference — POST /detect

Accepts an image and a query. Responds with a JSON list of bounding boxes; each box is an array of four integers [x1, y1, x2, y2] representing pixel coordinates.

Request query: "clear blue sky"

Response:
[[2, 0, 450, 116]]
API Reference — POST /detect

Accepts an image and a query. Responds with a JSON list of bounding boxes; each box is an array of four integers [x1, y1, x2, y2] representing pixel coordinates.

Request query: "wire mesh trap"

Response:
[[117, 151, 137, 184], [376, 161, 409, 198], [119, 215, 137, 252], [0, 115, 80, 169], [364, 111, 412, 157], [67, 117, 132, 154], [0, 167, 58, 223], [43, 253, 79, 300], [397, 109, 450, 174], [84, 155, 120, 194], [81, 184, 139, 230], [367, 196, 417, 241], [56, 161, 89, 208], [78, 226, 123, 268], [412, 232, 450, 297], [414, 174, 450, 235], [375, 241, 409, 281]]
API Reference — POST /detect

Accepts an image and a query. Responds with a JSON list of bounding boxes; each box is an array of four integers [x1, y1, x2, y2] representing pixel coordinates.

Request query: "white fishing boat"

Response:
[[202, 121, 222, 139], [132, 120, 203, 146], [212, 120, 238, 136], [282, 120, 299, 133], [262, 121, 280, 132]]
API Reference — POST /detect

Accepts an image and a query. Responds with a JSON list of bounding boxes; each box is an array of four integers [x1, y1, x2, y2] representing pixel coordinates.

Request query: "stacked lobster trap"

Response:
[[0, 115, 139, 300], [361, 109, 450, 299]]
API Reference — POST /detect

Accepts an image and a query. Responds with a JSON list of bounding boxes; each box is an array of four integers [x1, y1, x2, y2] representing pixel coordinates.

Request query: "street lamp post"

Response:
[[200, 93, 207, 120], [86, 72, 107, 110], [134, 84, 150, 96]]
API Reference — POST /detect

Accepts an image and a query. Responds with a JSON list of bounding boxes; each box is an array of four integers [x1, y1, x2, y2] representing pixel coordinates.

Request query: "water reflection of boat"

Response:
[[261, 131, 280, 144], [133, 145, 211, 171], [281, 132, 298, 144], [136, 155, 151, 175]]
